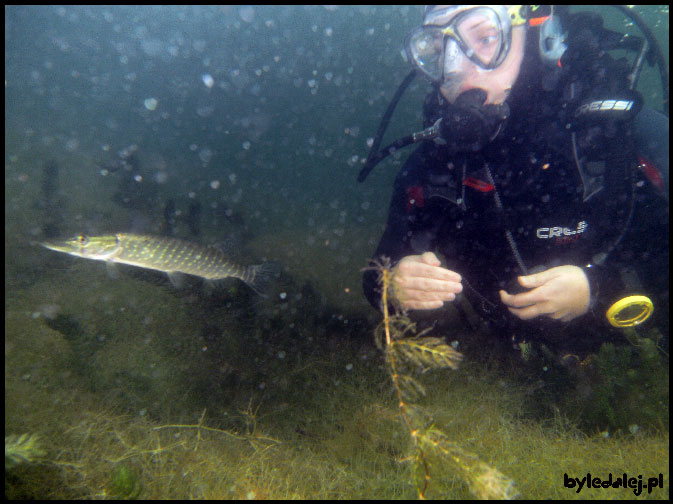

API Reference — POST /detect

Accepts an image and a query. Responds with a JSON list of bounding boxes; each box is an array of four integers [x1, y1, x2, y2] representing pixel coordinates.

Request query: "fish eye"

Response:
[[77, 234, 89, 246]]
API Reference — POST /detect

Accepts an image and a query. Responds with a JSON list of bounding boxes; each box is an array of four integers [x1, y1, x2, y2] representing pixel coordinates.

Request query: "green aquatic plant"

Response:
[[568, 331, 669, 433], [152, 406, 281, 453], [5, 433, 46, 470], [107, 463, 142, 499], [371, 258, 517, 499]]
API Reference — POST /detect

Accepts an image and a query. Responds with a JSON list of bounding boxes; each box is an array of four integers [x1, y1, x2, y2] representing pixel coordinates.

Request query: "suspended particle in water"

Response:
[[143, 97, 158, 111], [239, 6, 255, 23], [201, 73, 214, 88]]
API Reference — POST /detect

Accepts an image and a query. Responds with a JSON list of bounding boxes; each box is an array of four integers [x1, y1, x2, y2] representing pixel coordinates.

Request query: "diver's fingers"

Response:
[[402, 298, 446, 310], [506, 304, 541, 320], [506, 299, 558, 320], [398, 289, 456, 310], [419, 251, 441, 266], [396, 260, 462, 283], [499, 289, 541, 308], [403, 289, 457, 302], [396, 276, 463, 294]]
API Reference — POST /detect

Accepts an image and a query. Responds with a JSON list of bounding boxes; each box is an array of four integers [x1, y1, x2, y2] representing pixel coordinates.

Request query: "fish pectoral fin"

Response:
[[167, 271, 187, 288], [243, 261, 282, 297], [105, 261, 120, 279]]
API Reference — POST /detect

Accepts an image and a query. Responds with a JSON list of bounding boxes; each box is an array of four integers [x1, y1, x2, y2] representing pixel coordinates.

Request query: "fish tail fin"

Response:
[[243, 261, 281, 296]]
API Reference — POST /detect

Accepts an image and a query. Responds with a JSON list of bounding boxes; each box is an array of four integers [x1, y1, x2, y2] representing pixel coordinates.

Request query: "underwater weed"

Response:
[[5, 433, 46, 470], [152, 404, 281, 454], [107, 463, 142, 499], [370, 257, 518, 499]]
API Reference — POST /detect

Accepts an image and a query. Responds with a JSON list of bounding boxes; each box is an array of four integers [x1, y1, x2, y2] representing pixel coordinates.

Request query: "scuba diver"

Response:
[[361, 5, 669, 355]]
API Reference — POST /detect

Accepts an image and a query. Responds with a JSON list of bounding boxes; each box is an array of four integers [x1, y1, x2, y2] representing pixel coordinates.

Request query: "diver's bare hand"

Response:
[[499, 265, 590, 322], [392, 252, 462, 310]]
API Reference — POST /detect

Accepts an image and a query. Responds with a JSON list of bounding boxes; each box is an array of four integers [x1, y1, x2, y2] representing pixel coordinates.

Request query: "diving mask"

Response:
[[406, 5, 527, 84]]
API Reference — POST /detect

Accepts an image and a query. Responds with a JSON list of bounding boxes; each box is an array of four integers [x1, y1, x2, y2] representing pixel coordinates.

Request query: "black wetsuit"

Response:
[[363, 15, 669, 353]]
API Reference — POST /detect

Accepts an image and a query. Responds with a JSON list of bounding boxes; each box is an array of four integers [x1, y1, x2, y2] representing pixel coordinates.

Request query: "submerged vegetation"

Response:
[[372, 258, 517, 499], [560, 327, 669, 434], [4, 243, 669, 499], [5, 433, 46, 470]]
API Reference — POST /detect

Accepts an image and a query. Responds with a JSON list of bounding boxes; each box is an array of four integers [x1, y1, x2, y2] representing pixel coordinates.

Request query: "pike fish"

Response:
[[41, 233, 277, 294]]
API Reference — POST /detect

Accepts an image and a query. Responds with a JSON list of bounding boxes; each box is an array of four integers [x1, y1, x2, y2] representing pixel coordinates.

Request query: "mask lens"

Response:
[[442, 38, 467, 77], [406, 27, 444, 82], [407, 7, 509, 82], [454, 9, 503, 68]]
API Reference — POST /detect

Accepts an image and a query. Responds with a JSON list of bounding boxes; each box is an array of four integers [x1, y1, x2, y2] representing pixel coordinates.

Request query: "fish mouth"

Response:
[[40, 239, 81, 255], [40, 240, 68, 251]]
